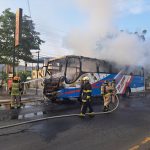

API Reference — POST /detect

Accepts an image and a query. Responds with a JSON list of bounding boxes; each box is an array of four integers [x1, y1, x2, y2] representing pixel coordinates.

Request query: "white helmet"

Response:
[[83, 76, 89, 81]]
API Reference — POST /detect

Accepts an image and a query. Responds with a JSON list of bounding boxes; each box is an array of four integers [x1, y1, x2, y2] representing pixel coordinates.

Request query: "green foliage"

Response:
[[0, 71, 7, 82], [0, 8, 15, 64], [0, 8, 44, 64], [18, 71, 31, 82]]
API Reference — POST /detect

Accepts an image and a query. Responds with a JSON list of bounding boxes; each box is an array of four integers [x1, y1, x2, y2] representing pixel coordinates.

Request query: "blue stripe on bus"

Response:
[[57, 75, 144, 99], [130, 76, 144, 88]]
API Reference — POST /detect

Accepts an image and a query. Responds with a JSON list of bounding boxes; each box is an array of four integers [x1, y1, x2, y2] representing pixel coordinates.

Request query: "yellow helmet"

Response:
[[82, 76, 89, 81], [13, 76, 20, 81], [112, 79, 116, 83], [104, 80, 108, 85]]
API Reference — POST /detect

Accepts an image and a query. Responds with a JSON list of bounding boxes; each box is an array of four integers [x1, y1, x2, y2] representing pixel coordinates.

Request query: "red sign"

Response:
[[8, 79, 13, 89]]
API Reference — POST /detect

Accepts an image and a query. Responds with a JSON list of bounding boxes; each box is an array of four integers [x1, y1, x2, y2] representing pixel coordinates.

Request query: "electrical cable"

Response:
[[27, 0, 32, 18]]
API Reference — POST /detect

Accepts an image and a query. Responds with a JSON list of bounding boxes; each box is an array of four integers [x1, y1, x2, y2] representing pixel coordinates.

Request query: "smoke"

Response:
[[98, 32, 150, 66], [66, 0, 116, 55], [64, 0, 150, 67]]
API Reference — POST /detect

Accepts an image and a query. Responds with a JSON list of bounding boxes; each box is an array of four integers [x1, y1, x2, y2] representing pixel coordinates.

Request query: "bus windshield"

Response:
[[46, 58, 66, 78], [66, 57, 81, 83]]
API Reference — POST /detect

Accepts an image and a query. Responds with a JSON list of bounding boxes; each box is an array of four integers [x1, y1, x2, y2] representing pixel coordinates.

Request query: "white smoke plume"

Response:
[[98, 32, 150, 66], [65, 0, 150, 67]]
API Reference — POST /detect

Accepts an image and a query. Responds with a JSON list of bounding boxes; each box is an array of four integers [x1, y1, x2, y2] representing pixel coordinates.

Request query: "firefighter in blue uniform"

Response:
[[79, 76, 94, 117]]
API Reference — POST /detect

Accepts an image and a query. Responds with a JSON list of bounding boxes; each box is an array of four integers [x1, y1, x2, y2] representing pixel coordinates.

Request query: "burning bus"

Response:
[[43, 55, 144, 102]]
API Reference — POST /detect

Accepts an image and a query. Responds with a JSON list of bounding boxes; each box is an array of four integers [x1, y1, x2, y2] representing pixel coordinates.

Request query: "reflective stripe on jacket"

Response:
[[83, 90, 92, 93], [82, 82, 92, 101], [11, 82, 20, 96]]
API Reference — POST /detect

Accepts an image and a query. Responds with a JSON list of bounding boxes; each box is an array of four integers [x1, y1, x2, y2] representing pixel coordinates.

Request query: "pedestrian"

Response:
[[9, 76, 22, 109], [79, 76, 94, 117]]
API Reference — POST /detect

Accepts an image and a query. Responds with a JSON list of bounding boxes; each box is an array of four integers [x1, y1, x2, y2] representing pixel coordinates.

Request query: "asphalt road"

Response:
[[0, 95, 150, 150]]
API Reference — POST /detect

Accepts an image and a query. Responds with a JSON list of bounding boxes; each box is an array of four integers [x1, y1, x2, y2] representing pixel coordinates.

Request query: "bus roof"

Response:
[[47, 55, 106, 63]]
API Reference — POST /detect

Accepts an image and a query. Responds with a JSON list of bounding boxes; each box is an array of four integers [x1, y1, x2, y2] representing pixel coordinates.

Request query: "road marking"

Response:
[[141, 137, 150, 144], [129, 137, 150, 150], [129, 145, 140, 150]]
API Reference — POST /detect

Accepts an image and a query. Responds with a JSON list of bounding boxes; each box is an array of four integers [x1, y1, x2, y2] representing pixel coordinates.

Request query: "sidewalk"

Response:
[[0, 94, 44, 105], [0, 87, 44, 104], [0, 94, 45, 121]]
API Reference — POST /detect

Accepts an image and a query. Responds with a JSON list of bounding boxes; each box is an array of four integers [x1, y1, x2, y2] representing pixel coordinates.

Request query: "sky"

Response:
[[0, 0, 150, 62]]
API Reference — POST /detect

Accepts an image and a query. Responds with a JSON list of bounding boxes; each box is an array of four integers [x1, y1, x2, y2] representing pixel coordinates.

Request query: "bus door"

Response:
[[65, 57, 81, 98]]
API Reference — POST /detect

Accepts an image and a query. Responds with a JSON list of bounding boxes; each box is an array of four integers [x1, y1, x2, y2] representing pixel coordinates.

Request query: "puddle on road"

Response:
[[0, 98, 118, 121], [0, 102, 47, 121], [18, 111, 44, 120]]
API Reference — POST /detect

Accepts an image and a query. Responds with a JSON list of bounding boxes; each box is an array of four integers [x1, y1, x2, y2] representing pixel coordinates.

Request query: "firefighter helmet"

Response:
[[104, 80, 108, 85], [82, 76, 89, 81], [112, 79, 116, 83], [13, 76, 20, 81]]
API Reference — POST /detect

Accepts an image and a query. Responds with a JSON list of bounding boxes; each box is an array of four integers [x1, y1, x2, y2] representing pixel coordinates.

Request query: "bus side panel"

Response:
[[92, 73, 117, 96], [57, 73, 117, 99], [129, 76, 144, 92], [57, 88, 80, 99]]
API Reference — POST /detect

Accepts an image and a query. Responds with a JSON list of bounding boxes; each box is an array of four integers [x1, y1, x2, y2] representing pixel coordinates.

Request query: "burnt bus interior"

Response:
[[43, 55, 144, 100]]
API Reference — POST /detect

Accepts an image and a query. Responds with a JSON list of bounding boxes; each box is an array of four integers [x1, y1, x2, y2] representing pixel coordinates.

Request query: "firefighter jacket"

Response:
[[101, 84, 105, 95], [11, 82, 21, 96], [105, 85, 113, 95], [112, 82, 116, 89], [81, 82, 92, 102]]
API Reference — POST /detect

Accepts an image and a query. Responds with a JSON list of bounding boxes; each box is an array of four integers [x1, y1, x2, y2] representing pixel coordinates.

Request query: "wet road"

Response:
[[0, 95, 150, 150]]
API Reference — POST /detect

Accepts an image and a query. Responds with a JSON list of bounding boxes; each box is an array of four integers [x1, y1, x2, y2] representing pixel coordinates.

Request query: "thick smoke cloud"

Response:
[[65, 0, 150, 67], [98, 32, 150, 66]]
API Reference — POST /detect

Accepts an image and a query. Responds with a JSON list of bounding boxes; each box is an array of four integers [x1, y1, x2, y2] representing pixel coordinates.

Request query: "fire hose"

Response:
[[0, 95, 119, 130]]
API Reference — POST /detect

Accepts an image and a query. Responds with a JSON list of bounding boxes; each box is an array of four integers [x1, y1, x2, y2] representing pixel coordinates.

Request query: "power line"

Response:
[[27, 0, 32, 18]]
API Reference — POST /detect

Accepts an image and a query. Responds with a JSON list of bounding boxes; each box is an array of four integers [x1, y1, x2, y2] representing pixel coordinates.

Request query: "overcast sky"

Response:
[[0, 0, 150, 58]]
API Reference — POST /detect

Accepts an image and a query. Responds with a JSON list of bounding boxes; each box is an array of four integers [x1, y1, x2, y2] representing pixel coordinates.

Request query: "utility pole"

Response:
[[12, 45, 15, 77], [37, 51, 39, 78], [13, 8, 22, 77], [35, 51, 40, 95]]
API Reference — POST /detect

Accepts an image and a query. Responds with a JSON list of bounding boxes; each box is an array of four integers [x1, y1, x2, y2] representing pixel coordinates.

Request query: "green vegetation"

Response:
[[18, 71, 31, 82], [0, 8, 44, 64]]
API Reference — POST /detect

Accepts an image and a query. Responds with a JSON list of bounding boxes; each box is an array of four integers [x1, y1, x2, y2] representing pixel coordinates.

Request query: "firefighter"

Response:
[[79, 76, 94, 117], [78, 77, 85, 102], [111, 79, 117, 103], [103, 80, 113, 112], [100, 82, 105, 103], [9, 76, 22, 109]]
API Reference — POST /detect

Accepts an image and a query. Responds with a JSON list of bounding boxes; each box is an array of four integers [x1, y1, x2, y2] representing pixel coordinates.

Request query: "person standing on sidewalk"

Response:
[[9, 76, 22, 109]]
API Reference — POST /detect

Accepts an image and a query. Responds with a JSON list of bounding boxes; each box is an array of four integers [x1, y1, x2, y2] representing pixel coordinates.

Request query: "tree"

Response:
[[18, 70, 31, 82], [0, 8, 44, 64]]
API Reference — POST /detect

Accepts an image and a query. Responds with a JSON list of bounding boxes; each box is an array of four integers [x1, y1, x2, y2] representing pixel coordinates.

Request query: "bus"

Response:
[[43, 55, 144, 102]]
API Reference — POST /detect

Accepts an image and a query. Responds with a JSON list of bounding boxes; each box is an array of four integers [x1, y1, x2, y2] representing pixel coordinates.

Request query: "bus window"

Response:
[[82, 58, 97, 72], [46, 59, 66, 78], [126, 66, 144, 76], [66, 57, 80, 83], [134, 67, 144, 76], [97, 60, 110, 73]]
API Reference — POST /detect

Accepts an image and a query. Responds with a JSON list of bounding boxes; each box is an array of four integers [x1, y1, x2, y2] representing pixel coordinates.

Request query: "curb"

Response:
[[0, 97, 44, 105]]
